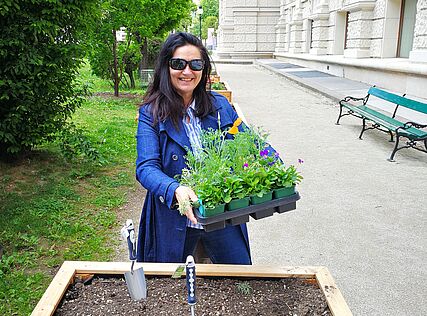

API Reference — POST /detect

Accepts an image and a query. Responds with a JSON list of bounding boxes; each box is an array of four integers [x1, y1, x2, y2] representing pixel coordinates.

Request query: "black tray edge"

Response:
[[194, 192, 300, 225]]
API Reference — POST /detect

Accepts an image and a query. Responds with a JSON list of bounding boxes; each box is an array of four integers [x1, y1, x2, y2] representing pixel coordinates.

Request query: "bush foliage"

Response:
[[0, 0, 96, 156]]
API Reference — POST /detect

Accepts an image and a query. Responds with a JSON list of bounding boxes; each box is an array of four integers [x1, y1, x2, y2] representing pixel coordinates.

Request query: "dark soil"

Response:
[[55, 276, 331, 316]]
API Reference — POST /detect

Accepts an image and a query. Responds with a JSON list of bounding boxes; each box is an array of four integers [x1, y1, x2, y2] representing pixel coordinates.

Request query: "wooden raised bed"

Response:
[[32, 261, 352, 316], [213, 80, 233, 103], [210, 74, 221, 83]]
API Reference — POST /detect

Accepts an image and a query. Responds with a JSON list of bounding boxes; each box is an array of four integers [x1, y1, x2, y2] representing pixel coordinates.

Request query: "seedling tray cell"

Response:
[[227, 214, 249, 226], [250, 207, 275, 220], [195, 192, 300, 232]]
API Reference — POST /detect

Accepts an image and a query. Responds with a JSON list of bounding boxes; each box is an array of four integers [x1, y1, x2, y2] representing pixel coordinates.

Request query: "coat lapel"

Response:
[[201, 103, 233, 131], [159, 118, 192, 151]]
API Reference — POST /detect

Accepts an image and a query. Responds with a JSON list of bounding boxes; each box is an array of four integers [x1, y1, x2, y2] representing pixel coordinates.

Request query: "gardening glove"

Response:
[[175, 186, 198, 225]]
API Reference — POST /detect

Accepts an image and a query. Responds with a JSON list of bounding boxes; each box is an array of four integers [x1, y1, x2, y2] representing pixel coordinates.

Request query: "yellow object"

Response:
[[228, 117, 242, 135]]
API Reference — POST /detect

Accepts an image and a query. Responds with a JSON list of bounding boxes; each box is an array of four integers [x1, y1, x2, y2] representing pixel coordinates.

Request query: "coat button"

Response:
[[159, 196, 165, 203], [172, 154, 178, 161]]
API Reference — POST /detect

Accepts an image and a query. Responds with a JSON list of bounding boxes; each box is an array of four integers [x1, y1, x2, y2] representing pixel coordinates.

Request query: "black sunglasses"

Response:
[[169, 58, 204, 71]]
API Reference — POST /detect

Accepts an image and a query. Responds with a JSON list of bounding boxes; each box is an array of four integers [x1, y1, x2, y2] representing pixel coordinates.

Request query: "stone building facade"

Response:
[[217, 0, 427, 97], [217, 0, 281, 58]]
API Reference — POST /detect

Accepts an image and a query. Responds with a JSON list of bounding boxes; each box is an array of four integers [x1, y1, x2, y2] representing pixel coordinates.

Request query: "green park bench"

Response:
[[336, 86, 427, 161]]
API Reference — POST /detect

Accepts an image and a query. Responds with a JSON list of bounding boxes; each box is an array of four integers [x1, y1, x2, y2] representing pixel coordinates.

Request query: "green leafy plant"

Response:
[[270, 163, 303, 189], [236, 281, 253, 295], [180, 120, 302, 210], [57, 123, 100, 162], [0, 0, 97, 157], [180, 125, 230, 209], [211, 82, 226, 90]]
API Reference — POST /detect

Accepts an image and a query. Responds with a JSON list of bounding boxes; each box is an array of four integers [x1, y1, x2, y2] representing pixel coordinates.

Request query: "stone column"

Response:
[[409, 0, 427, 63], [275, 0, 288, 53], [217, 0, 235, 58], [288, 1, 304, 53], [309, 0, 330, 55]]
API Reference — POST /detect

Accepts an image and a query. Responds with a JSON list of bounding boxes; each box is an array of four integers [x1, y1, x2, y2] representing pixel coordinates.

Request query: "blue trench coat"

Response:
[[135, 92, 250, 263]]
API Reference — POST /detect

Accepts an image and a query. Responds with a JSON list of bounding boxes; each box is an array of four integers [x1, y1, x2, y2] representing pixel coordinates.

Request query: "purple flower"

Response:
[[259, 149, 269, 157], [274, 152, 280, 158], [243, 163, 249, 168], [298, 158, 304, 164], [268, 161, 275, 166]]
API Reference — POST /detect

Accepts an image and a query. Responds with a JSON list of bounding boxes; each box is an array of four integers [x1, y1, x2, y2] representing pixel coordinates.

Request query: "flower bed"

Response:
[[31, 261, 352, 316]]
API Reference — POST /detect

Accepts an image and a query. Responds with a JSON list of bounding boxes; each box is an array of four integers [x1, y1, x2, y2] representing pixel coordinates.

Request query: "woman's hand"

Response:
[[174, 186, 198, 225]]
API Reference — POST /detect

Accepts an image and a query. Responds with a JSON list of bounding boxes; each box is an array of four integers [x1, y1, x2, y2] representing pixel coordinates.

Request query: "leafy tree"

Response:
[[88, 0, 194, 95], [203, 16, 218, 39], [200, 0, 219, 19], [0, 0, 97, 157], [191, 0, 218, 39], [129, 0, 195, 69]]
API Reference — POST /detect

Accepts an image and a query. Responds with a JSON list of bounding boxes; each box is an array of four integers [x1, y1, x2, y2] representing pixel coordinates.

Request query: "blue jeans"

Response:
[[182, 225, 251, 264]]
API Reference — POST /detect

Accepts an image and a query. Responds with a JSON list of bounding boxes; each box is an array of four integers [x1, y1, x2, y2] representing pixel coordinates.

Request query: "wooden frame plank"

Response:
[[31, 261, 75, 316], [31, 261, 352, 316]]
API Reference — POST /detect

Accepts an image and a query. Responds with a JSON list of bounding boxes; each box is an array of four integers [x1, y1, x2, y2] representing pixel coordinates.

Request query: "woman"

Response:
[[136, 32, 251, 264]]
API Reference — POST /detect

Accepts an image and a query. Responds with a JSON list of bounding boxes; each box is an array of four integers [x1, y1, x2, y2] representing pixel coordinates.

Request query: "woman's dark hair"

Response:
[[143, 32, 213, 127]]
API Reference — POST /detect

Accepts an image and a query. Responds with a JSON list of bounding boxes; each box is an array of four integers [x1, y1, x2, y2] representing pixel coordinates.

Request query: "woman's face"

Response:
[[169, 44, 203, 103]]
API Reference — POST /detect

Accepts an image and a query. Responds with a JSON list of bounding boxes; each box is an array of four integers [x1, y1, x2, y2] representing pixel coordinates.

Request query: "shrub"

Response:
[[0, 0, 96, 157]]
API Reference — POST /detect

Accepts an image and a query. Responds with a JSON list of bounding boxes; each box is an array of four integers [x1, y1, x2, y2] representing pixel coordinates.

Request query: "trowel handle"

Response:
[[185, 255, 196, 305], [124, 220, 137, 261]]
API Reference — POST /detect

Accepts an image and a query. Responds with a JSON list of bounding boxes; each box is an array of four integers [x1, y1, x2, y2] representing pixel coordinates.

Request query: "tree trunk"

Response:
[[140, 36, 149, 70], [112, 29, 119, 97], [126, 67, 136, 89]]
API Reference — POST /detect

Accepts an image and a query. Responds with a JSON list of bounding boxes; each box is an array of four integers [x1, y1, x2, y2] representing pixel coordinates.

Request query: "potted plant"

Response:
[[179, 127, 230, 217], [179, 121, 302, 217], [270, 162, 302, 199]]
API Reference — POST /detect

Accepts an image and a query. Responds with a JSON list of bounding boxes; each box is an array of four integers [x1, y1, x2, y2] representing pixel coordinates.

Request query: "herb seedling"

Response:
[[236, 281, 253, 295]]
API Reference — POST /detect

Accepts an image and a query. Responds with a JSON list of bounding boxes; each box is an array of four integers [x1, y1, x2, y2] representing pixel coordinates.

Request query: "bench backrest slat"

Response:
[[368, 87, 427, 115]]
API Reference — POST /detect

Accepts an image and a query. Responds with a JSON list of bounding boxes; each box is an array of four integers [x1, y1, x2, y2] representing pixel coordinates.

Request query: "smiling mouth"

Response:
[[179, 78, 194, 82]]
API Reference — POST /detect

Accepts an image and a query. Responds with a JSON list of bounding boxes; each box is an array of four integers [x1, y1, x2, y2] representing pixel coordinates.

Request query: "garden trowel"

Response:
[[121, 219, 147, 300]]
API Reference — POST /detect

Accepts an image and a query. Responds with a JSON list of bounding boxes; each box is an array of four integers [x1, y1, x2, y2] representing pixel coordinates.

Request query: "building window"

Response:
[[344, 12, 349, 50], [309, 19, 314, 50], [397, 0, 417, 57]]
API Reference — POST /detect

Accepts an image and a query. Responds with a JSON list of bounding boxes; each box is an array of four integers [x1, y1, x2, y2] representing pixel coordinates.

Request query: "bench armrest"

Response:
[[339, 95, 367, 106], [402, 121, 427, 129]]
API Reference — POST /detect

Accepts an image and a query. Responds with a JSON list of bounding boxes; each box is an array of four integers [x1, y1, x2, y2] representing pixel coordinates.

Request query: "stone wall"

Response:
[[218, 0, 427, 63], [216, 0, 280, 58], [410, 0, 427, 62]]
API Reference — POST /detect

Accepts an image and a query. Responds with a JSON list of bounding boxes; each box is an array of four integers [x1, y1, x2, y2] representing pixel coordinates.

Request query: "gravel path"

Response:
[[216, 63, 426, 316], [113, 183, 145, 262]]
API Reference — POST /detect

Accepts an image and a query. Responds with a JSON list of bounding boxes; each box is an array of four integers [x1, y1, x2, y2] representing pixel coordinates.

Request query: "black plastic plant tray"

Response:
[[194, 192, 300, 232]]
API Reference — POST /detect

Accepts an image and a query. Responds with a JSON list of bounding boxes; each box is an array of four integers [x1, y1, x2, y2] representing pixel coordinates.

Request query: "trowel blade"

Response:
[[124, 267, 147, 301]]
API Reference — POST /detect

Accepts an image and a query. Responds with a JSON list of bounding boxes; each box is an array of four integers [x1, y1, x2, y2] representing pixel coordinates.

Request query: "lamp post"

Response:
[[197, 5, 203, 40]]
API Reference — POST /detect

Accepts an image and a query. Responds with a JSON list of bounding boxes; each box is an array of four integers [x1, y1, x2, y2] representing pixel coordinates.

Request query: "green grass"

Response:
[[0, 68, 144, 315]]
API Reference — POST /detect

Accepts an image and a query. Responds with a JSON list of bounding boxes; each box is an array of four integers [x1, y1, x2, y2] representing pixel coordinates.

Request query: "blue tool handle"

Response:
[[185, 255, 197, 305]]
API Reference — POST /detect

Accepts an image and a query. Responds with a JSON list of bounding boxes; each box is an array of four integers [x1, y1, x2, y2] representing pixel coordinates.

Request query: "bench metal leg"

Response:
[[388, 136, 427, 161], [388, 130, 394, 142], [388, 135, 401, 161], [336, 105, 343, 125], [359, 118, 366, 139]]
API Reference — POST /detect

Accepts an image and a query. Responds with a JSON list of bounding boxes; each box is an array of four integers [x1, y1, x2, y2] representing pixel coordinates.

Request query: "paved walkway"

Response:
[[216, 62, 426, 316], [255, 59, 427, 125]]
